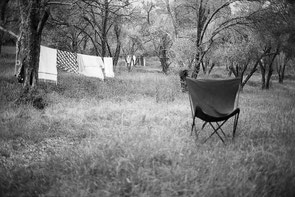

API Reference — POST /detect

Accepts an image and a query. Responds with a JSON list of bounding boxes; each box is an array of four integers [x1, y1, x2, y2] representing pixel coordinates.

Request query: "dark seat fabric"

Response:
[[186, 78, 240, 119], [194, 106, 240, 122]]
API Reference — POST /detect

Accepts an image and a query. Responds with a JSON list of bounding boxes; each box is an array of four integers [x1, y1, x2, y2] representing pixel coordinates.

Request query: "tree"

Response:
[[175, 0, 255, 78], [138, 0, 175, 74], [76, 0, 133, 65], [275, 51, 289, 83], [158, 0, 179, 39], [149, 18, 173, 74], [44, 3, 89, 53], [17, 0, 50, 98], [247, 0, 295, 89], [0, 0, 72, 100], [157, 32, 173, 74], [171, 37, 196, 69]]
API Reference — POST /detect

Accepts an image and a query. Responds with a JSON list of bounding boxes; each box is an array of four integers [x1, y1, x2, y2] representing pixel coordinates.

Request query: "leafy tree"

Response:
[[247, 0, 295, 89], [275, 51, 289, 83], [176, 0, 232, 78], [43, 3, 89, 53], [142, 0, 175, 74], [171, 37, 196, 69], [76, 0, 133, 62]]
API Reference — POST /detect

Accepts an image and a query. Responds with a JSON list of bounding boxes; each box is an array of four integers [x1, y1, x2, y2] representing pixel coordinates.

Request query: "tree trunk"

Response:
[[265, 51, 277, 89], [278, 63, 286, 83], [160, 50, 168, 74], [191, 51, 201, 78], [21, 0, 41, 96], [113, 44, 120, 67], [265, 65, 272, 89], [158, 34, 171, 74], [160, 57, 169, 74], [17, 0, 49, 101], [191, 61, 200, 78], [113, 21, 121, 68], [241, 56, 262, 89], [191, 0, 207, 79], [276, 52, 287, 84], [101, 0, 109, 57], [71, 33, 78, 53], [208, 62, 215, 74], [0, 32, 3, 54], [0, 25, 4, 54], [259, 60, 266, 89]]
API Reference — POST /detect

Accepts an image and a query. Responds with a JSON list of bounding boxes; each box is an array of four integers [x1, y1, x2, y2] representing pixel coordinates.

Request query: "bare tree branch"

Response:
[[0, 25, 18, 38]]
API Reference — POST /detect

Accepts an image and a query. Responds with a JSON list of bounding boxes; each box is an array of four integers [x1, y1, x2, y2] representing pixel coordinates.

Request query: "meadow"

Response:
[[0, 54, 295, 197]]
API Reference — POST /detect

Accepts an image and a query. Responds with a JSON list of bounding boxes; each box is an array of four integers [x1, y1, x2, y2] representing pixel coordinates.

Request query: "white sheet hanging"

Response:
[[38, 45, 57, 83], [103, 57, 115, 78], [77, 53, 104, 80]]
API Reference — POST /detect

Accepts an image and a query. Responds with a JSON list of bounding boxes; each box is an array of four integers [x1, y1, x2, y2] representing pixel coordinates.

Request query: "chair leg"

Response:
[[202, 122, 208, 129], [204, 122, 227, 144], [204, 127, 225, 144], [191, 118, 202, 139], [232, 111, 240, 139], [191, 118, 199, 138], [191, 119, 195, 136], [203, 128, 217, 143], [202, 112, 240, 143], [216, 122, 226, 137]]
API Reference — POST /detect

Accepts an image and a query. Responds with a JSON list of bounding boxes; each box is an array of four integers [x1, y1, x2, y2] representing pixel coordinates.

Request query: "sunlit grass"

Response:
[[0, 55, 295, 196]]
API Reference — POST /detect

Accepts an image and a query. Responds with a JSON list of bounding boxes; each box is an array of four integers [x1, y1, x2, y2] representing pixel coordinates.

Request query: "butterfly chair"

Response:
[[186, 77, 241, 144]]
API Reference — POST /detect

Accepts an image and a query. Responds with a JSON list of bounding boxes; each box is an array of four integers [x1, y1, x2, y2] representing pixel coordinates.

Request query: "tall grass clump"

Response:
[[1, 55, 295, 196]]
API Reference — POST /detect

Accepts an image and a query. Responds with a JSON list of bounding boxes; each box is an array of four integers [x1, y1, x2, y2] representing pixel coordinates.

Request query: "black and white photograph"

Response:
[[0, 0, 295, 196]]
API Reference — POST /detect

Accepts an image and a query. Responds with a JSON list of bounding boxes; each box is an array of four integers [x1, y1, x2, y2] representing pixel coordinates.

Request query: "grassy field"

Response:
[[0, 54, 295, 197]]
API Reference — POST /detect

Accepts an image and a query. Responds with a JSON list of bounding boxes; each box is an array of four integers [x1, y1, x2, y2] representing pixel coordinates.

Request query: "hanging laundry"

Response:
[[57, 49, 79, 73], [77, 53, 104, 80], [103, 57, 114, 78], [38, 45, 57, 83]]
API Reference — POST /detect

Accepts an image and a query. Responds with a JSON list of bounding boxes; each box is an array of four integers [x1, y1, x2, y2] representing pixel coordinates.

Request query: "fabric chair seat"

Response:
[[194, 106, 240, 122]]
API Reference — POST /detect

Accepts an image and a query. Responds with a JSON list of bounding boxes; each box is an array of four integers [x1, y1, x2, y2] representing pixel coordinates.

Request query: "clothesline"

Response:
[[38, 45, 115, 83]]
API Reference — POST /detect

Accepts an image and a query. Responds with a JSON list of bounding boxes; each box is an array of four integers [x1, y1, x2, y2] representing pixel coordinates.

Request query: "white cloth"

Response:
[[38, 45, 57, 82], [126, 55, 132, 64], [97, 56, 105, 69], [77, 53, 104, 80], [104, 57, 114, 78]]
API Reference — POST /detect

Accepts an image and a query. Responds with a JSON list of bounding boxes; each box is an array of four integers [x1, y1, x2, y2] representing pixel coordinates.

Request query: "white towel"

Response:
[[38, 45, 57, 82], [77, 53, 85, 73], [98, 56, 105, 69], [77, 53, 104, 80], [104, 57, 115, 78]]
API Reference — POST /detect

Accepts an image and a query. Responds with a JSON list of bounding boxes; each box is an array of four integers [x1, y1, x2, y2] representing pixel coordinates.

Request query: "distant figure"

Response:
[[179, 69, 189, 92]]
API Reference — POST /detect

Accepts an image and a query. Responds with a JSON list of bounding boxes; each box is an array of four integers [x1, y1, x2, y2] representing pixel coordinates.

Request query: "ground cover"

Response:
[[0, 55, 295, 197]]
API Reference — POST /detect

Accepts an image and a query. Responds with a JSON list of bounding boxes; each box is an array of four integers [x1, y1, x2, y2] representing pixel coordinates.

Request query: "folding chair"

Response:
[[186, 77, 241, 144]]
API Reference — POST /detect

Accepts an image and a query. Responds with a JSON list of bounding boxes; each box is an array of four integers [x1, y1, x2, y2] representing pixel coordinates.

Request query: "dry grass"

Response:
[[0, 55, 295, 197]]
